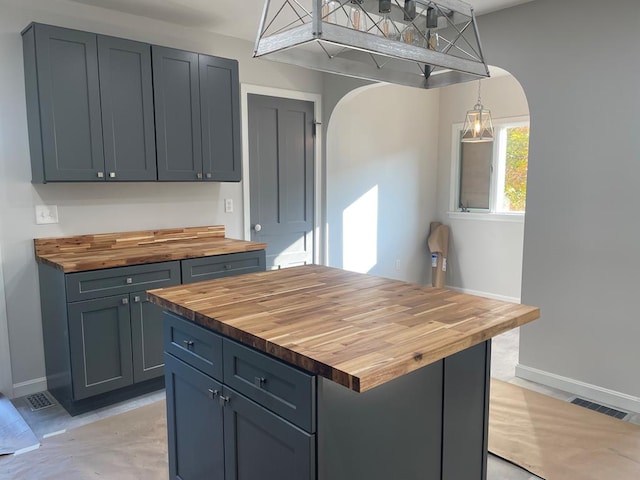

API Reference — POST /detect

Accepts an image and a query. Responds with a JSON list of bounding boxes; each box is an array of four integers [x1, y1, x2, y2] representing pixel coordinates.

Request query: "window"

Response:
[[451, 117, 530, 215]]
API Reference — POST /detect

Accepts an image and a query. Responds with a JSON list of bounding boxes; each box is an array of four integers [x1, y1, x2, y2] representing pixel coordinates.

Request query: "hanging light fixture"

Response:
[[253, 0, 490, 90], [461, 80, 494, 142]]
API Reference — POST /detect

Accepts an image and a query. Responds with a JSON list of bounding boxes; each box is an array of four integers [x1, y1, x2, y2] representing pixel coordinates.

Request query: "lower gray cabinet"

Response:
[[68, 295, 134, 400], [164, 317, 316, 480], [130, 291, 165, 383], [165, 353, 225, 480]]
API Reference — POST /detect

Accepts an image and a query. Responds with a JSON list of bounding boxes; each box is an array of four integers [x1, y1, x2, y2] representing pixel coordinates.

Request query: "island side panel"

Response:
[[442, 340, 491, 480], [317, 361, 444, 480]]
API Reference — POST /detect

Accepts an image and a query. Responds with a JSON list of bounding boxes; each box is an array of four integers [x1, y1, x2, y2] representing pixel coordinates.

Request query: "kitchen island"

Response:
[[148, 265, 539, 480]]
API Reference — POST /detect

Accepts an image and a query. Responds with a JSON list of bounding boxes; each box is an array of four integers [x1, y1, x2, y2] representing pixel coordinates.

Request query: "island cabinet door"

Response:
[[165, 354, 225, 480], [130, 291, 164, 383], [67, 295, 133, 400], [223, 387, 316, 480]]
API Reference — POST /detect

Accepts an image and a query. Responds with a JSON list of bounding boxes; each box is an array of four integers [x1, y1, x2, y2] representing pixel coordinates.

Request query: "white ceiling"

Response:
[[67, 0, 535, 41]]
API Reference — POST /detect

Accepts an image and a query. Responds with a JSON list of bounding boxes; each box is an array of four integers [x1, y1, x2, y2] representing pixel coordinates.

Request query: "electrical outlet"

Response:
[[35, 205, 58, 225], [224, 198, 234, 213]]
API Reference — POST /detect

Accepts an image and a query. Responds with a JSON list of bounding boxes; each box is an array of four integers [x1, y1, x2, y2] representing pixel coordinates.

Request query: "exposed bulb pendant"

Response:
[[349, 0, 368, 32], [378, 0, 394, 39], [461, 81, 494, 143]]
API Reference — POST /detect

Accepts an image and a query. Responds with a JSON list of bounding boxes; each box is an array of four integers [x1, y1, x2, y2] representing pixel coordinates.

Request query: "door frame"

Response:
[[0, 243, 13, 397], [241, 84, 323, 266]]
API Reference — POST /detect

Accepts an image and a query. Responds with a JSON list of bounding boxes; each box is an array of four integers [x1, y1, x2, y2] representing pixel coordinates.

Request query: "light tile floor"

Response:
[[8, 328, 639, 479]]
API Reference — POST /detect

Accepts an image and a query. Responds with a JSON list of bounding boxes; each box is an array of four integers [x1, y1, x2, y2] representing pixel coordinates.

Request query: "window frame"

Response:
[[449, 115, 529, 222]]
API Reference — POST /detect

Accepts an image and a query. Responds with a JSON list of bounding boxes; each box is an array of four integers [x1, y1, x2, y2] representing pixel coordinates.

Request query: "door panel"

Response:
[[130, 292, 164, 383], [152, 46, 202, 181], [34, 25, 104, 181], [67, 296, 133, 400], [248, 95, 314, 269], [98, 36, 157, 181]]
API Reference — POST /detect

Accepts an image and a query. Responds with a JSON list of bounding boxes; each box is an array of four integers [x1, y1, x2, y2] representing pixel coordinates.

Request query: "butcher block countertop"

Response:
[[34, 226, 266, 273], [147, 265, 540, 393]]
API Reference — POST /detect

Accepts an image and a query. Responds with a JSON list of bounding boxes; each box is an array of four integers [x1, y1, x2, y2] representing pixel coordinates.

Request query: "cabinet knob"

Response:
[[205, 173, 212, 179], [224, 264, 232, 270], [121, 298, 129, 305], [208, 388, 218, 400], [183, 339, 194, 349], [97, 171, 104, 178], [254, 224, 262, 232], [109, 172, 116, 178], [254, 376, 266, 388], [196, 172, 203, 179], [126, 277, 133, 284], [133, 295, 141, 303], [219, 395, 230, 407]]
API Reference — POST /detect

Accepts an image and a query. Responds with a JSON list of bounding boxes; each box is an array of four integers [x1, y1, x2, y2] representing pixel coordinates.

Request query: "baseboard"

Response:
[[12, 377, 47, 399], [445, 285, 520, 304], [515, 364, 640, 414]]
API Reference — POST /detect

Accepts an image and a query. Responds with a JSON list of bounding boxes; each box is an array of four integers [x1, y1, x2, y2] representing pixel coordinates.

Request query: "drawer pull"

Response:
[[126, 277, 133, 284], [254, 376, 267, 388], [219, 395, 230, 407], [208, 388, 218, 400], [133, 295, 141, 303], [121, 298, 129, 305], [183, 340, 194, 349]]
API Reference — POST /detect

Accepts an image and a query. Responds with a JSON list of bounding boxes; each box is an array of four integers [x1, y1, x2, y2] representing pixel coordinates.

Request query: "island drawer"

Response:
[[164, 312, 223, 381], [181, 251, 266, 284], [223, 339, 316, 433], [66, 261, 181, 302]]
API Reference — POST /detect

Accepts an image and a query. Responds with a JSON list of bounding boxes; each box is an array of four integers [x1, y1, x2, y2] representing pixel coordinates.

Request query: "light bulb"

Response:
[[378, 0, 394, 38], [403, 24, 417, 45], [349, 0, 368, 32], [322, 0, 338, 24], [474, 121, 481, 133]]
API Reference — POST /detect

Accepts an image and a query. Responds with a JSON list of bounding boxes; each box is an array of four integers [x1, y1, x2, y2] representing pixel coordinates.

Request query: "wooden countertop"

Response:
[[34, 226, 267, 273], [147, 265, 540, 393]]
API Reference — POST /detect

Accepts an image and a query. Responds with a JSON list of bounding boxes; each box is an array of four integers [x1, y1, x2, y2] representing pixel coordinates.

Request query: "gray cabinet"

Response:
[[23, 23, 241, 183], [23, 23, 104, 182], [68, 295, 133, 400], [98, 36, 157, 181], [22, 24, 156, 182], [153, 46, 241, 182], [164, 315, 316, 480], [181, 250, 266, 284], [39, 251, 266, 415]]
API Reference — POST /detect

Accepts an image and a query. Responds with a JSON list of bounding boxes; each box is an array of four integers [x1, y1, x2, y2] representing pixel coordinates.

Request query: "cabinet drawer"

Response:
[[66, 261, 180, 302], [181, 251, 265, 284], [164, 312, 223, 381], [223, 339, 315, 433]]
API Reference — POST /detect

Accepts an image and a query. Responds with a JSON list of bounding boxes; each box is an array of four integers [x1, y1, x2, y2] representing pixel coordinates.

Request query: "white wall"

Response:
[[326, 83, 440, 284], [0, 0, 323, 394], [479, 0, 640, 408], [436, 75, 529, 301]]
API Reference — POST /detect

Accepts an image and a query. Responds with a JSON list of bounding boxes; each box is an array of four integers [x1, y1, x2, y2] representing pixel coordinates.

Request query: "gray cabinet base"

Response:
[[50, 376, 164, 417]]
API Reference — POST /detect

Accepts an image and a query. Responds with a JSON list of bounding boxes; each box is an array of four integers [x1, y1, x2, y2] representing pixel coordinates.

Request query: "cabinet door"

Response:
[[33, 24, 105, 181], [98, 36, 157, 181], [224, 388, 316, 480], [165, 354, 225, 480], [130, 292, 164, 383], [67, 295, 133, 400], [199, 55, 241, 182], [152, 46, 203, 181]]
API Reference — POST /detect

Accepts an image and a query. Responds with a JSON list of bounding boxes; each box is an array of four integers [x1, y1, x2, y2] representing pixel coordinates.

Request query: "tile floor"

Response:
[[7, 328, 639, 479]]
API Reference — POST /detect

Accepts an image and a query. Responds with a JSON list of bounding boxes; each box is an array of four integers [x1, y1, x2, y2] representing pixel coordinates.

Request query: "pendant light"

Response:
[[461, 80, 494, 143]]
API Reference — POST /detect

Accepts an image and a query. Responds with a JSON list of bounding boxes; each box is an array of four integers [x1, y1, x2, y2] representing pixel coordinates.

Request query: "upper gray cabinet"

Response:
[[22, 23, 241, 183], [98, 36, 157, 181], [22, 24, 156, 182], [23, 24, 105, 182], [153, 46, 241, 182]]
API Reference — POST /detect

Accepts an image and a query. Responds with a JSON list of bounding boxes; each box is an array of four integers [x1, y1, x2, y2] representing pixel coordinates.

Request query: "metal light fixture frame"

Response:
[[461, 80, 494, 142], [253, 0, 491, 89]]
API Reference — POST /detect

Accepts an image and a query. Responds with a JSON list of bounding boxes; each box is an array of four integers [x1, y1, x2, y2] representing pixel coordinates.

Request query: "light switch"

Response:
[[35, 205, 59, 224], [224, 198, 234, 213]]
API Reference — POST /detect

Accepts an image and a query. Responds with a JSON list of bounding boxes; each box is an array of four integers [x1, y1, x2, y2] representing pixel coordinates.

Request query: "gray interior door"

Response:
[[248, 95, 314, 270]]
